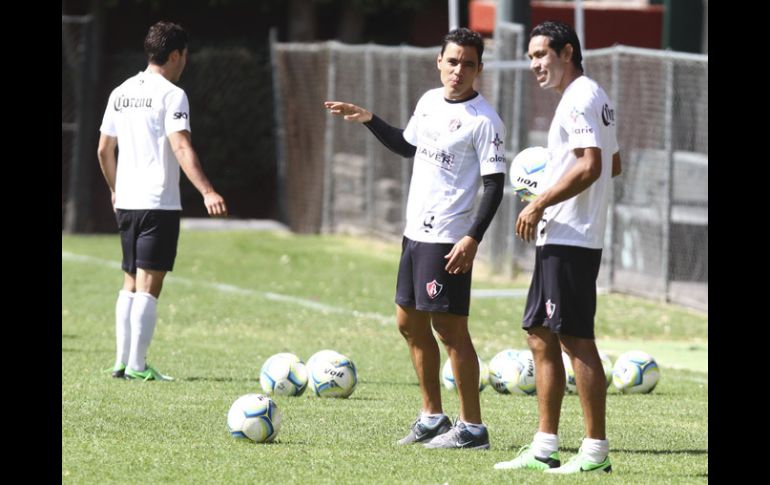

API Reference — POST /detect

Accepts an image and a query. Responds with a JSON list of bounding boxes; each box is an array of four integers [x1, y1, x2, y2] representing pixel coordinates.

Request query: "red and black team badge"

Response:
[[426, 279, 443, 299], [545, 299, 556, 319]]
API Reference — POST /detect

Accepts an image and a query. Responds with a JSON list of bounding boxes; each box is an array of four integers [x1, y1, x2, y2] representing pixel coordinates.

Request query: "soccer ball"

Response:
[[509, 146, 549, 201], [509, 350, 537, 395], [227, 393, 281, 443], [487, 350, 537, 395], [612, 350, 660, 394], [307, 350, 358, 398], [563, 350, 613, 394], [259, 352, 308, 396], [488, 349, 521, 394], [441, 356, 489, 392], [306, 349, 342, 371]]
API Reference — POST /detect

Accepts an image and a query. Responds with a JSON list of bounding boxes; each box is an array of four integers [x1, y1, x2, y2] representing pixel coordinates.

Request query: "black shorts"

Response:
[[116, 209, 181, 274], [395, 237, 472, 316], [522, 244, 602, 339]]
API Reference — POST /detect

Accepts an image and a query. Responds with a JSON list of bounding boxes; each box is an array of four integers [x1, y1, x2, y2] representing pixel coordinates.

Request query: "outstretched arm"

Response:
[[168, 130, 228, 217], [324, 101, 416, 158]]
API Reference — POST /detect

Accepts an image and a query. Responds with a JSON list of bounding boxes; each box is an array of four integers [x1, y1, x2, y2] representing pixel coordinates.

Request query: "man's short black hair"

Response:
[[441, 28, 484, 64], [531, 20, 583, 72], [144, 21, 188, 66]]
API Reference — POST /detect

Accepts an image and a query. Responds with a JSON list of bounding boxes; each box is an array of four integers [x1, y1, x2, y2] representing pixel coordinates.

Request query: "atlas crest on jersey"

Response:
[[426, 279, 443, 299]]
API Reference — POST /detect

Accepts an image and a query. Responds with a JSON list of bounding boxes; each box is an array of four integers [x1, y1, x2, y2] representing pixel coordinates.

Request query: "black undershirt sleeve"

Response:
[[363, 114, 417, 158], [468, 172, 506, 243]]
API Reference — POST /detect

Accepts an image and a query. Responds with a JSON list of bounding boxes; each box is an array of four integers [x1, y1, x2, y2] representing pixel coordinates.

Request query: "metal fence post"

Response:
[[269, 28, 288, 225], [63, 15, 94, 233], [365, 45, 375, 230], [606, 46, 621, 291], [322, 43, 337, 233], [662, 52, 675, 302], [400, 46, 410, 221]]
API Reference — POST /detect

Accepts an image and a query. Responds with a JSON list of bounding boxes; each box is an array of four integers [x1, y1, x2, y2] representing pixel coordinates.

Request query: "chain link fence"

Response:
[[272, 23, 708, 311]]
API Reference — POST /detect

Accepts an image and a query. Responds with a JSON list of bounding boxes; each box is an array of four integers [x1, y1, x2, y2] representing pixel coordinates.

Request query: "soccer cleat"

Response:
[[544, 448, 611, 474], [397, 414, 452, 445], [124, 364, 175, 382], [493, 444, 560, 470], [104, 363, 126, 378], [423, 420, 490, 450]]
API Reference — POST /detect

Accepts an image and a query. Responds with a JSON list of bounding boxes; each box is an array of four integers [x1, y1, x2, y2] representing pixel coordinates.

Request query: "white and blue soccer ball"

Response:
[[227, 393, 281, 443], [307, 350, 358, 398], [488, 349, 522, 394], [487, 349, 536, 395], [563, 350, 613, 394], [441, 356, 490, 392], [259, 352, 308, 397], [509, 350, 537, 395], [306, 349, 342, 372], [509, 146, 549, 201], [612, 350, 660, 394]]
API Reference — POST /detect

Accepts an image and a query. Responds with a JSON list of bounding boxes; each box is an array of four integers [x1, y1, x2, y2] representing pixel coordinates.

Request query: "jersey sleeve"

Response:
[[99, 90, 117, 136], [164, 89, 191, 135], [403, 92, 428, 146], [474, 115, 507, 176], [563, 96, 601, 150]]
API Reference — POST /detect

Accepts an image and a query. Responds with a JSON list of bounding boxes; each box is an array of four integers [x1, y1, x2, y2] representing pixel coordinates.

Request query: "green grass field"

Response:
[[62, 230, 707, 484]]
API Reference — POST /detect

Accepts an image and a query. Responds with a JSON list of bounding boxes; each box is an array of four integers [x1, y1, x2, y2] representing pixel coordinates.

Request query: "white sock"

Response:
[[127, 292, 158, 372], [531, 431, 559, 457], [581, 437, 609, 463], [115, 290, 134, 367]]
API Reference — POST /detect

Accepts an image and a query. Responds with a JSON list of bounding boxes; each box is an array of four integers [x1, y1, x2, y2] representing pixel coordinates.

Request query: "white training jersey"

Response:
[[100, 70, 191, 210], [537, 75, 619, 249], [402, 88, 507, 244]]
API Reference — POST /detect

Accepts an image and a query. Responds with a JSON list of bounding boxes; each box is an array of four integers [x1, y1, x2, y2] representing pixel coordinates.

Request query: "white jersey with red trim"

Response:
[[537, 75, 619, 249], [402, 88, 506, 244]]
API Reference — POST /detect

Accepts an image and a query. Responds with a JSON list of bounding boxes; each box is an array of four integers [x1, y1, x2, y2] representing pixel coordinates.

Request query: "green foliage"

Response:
[[62, 231, 707, 484]]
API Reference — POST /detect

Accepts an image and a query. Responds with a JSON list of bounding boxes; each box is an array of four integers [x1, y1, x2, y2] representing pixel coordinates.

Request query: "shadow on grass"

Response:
[[182, 376, 257, 383]]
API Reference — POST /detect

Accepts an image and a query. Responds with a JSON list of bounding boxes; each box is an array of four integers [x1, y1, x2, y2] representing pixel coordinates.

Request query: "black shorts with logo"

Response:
[[116, 209, 181, 274], [395, 237, 472, 316], [522, 244, 603, 339]]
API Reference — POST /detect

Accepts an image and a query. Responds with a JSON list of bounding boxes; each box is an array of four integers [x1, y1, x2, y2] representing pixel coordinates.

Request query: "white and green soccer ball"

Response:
[[612, 350, 660, 394], [562, 350, 613, 394], [306, 350, 358, 398], [227, 393, 281, 443], [488, 348, 522, 394], [259, 352, 308, 396], [441, 356, 489, 392]]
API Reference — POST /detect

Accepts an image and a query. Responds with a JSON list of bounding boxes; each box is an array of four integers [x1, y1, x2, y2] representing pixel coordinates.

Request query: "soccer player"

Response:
[[97, 21, 228, 381], [324, 28, 506, 449], [493, 21, 621, 473]]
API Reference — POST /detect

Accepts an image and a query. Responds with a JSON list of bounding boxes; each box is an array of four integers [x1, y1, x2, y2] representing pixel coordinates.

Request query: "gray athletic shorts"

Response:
[[395, 237, 472, 316], [522, 244, 602, 339], [116, 209, 181, 274]]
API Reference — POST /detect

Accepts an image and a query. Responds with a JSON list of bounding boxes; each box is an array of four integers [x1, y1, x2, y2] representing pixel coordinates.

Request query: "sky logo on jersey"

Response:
[[416, 144, 455, 170], [426, 279, 443, 299]]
